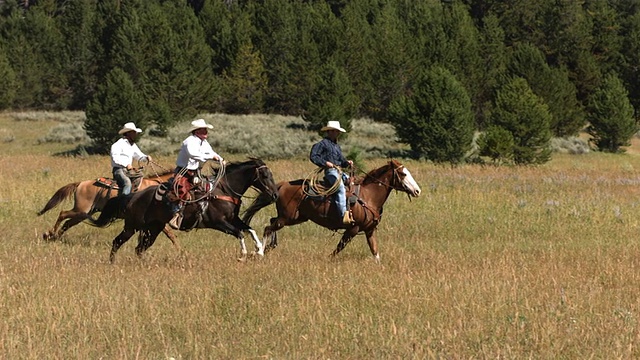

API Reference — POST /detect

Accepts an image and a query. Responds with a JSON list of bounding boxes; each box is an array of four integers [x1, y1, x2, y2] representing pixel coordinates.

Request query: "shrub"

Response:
[[389, 66, 474, 163], [586, 73, 637, 153]]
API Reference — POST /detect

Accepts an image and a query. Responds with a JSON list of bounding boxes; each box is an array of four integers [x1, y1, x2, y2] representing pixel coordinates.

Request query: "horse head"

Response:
[[388, 160, 421, 197], [250, 158, 279, 201], [222, 158, 278, 200]]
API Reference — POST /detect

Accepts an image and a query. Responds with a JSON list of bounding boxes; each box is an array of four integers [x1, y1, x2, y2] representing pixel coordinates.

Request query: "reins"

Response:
[[145, 159, 172, 181]]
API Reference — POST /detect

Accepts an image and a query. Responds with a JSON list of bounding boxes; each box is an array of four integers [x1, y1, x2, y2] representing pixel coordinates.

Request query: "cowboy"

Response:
[[309, 120, 354, 224], [168, 118, 224, 229], [110, 122, 152, 197]]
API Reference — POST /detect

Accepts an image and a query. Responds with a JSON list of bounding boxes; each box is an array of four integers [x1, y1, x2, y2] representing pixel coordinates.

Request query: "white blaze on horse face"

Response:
[[401, 167, 421, 197]]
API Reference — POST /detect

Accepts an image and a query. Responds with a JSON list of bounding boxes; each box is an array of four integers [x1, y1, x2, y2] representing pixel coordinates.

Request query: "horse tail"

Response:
[[87, 196, 129, 227], [242, 190, 278, 225], [37, 182, 80, 216]]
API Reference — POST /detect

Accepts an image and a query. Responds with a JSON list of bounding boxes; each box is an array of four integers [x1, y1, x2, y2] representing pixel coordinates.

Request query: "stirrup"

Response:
[[169, 213, 182, 230]]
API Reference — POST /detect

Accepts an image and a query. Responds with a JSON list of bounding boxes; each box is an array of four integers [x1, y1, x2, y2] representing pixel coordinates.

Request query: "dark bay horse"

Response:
[[242, 160, 421, 262], [38, 168, 176, 241], [89, 158, 279, 263]]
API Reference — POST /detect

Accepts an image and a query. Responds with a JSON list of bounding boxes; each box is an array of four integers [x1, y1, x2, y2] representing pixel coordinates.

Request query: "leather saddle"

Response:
[[94, 174, 143, 192]]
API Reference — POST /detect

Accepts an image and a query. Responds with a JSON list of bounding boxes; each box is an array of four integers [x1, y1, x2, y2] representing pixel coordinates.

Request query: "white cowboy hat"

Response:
[[320, 120, 346, 133], [189, 118, 214, 132], [118, 122, 142, 135]]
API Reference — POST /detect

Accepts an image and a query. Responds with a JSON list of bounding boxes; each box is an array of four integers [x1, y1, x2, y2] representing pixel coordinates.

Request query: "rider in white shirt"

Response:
[[169, 119, 224, 229], [110, 122, 151, 196]]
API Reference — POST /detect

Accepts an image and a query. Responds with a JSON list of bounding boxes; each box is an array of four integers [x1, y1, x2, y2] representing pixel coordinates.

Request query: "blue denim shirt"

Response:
[[309, 137, 349, 169]]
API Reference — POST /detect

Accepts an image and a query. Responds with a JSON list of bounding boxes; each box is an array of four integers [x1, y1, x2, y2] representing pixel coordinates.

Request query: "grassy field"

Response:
[[3, 112, 640, 358]]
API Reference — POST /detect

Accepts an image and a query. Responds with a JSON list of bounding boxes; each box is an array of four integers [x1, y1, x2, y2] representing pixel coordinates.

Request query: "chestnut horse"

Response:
[[89, 159, 279, 263], [38, 169, 175, 241], [242, 160, 421, 261]]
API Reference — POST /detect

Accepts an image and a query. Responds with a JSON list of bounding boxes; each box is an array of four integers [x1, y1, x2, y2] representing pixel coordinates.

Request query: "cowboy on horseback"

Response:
[[168, 118, 224, 230], [110, 122, 152, 197], [309, 120, 354, 225]]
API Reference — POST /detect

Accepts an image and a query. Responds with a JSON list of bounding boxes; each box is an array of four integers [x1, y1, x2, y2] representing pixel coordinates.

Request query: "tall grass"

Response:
[[3, 113, 640, 358]]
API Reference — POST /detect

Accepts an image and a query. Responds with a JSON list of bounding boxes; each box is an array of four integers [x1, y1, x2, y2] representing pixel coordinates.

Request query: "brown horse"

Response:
[[89, 158, 279, 263], [242, 159, 421, 261], [38, 168, 175, 241]]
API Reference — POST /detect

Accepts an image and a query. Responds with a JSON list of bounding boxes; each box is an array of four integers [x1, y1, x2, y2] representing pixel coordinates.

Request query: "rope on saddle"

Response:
[[175, 159, 226, 204], [303, 166, 344, 197]]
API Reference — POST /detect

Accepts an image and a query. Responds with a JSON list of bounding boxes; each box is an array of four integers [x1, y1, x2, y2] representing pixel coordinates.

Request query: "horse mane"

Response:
[[225, 157, 265, 171], [355, 161, 395, 185]]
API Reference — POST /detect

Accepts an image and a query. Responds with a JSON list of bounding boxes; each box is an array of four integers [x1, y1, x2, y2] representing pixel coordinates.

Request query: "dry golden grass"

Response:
[[3, 113, 640, 358]]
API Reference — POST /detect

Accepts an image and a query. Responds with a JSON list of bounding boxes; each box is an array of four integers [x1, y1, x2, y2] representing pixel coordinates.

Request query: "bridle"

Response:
[[217, 164, 274, 200], [359, 163, 407, 193]]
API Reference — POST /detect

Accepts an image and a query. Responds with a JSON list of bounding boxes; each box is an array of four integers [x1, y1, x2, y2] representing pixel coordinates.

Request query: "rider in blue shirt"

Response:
[[309, 121, 353, 224]]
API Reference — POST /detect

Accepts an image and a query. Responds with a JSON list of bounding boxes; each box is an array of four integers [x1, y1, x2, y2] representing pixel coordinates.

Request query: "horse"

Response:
[[89, 158, 279, 263], [38, 168, 176, 242], [242, 159, 421, 262]]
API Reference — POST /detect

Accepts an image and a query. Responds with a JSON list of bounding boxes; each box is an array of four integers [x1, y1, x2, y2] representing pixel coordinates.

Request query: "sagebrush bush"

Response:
[[549, 137, 591, 154], [37, 123, 90, 144], [0, 128, 14, 143]]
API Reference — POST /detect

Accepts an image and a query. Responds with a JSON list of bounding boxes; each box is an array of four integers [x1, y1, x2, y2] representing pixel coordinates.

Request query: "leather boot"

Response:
[[342, 211, 352, 225], [169, 212, 183, 230]]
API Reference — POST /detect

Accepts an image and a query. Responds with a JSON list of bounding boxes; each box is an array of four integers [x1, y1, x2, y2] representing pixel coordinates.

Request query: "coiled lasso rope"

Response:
[[303, 166, 344, 197], [173, 158, 226, 204]]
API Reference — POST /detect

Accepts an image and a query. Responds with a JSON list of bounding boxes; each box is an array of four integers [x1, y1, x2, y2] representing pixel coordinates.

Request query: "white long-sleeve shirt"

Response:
[[110, 137, 147, 169], [176, 134, 221, 170]]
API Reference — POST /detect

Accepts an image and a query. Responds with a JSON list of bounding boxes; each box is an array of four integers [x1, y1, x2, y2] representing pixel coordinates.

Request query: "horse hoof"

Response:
[[237, 255, 247, 262]]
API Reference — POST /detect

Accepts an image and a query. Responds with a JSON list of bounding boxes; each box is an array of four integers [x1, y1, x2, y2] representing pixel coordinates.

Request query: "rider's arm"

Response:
[[130, 144, 148, 163], [186, 137, 222, 163], [309, 140, 328, 168]]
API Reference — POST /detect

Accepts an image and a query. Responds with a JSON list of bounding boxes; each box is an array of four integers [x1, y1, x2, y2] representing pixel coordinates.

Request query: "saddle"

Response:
[[94, 172, 144, 192], [303, 180, 360, 219]]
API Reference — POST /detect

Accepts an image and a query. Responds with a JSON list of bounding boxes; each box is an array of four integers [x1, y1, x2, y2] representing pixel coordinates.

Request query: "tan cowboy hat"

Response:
[[189, 118, 214, 132], [118, 122, 142, 135], [320, 120, 346, 133]]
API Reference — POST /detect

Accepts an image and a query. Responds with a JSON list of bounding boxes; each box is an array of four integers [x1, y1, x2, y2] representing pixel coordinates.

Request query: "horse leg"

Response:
[[57, 213, 91, 238], [263, 216, 305, 252], [244, 228, 264, 256], [365, 229, 381, 263], [135, 225, 164, 259], [331, 226, 360, 257], [161, 225, 180, 249], [230, 217, 265, 257], [263, 217, 280, 251], [43, 210, 71, 240], [110, 228, 136, 264], [45, 210, 89, 241]]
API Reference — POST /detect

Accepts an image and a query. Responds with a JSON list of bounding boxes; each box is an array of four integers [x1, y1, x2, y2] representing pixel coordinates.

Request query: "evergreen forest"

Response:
[[1, 0, 639, 162]]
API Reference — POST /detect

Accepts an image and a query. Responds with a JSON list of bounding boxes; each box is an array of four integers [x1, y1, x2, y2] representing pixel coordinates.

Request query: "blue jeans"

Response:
[[324, 168, 347, 218], [113, 168, 132, 196]]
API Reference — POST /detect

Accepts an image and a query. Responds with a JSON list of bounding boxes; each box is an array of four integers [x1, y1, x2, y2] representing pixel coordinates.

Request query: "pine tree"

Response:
[[586, 73, 637, 153], [0, 48, 16, 109], [488, 77, 552, 164], [85, 68, 146, 154], [302, 60, 358, 133], [56, 0, 98, 109], [389, 66, 475, 163], [221, 41, 267, 114], [106, 0, 217, 131], [507, 43, 584, 136]]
